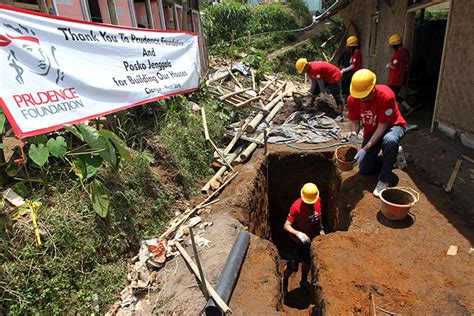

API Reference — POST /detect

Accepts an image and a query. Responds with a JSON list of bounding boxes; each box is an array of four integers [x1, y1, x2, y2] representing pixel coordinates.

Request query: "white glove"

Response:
[[354, 148, 366, 165], [349, 131, 358, 145], [386, 63, 391, 69], [319, 229, 325, 236], [296, 231, 311, 244]]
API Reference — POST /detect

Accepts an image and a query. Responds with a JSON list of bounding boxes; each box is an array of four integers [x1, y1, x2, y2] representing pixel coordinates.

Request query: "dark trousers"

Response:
[[341, 70, 355, 96], [310, 79, 344, 106], [359, 125, 406, 183], [389, 85, 405, 104]]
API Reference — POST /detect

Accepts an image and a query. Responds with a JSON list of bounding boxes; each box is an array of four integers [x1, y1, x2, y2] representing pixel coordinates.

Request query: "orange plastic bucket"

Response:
[[380, 187, 419, 221], [334, 145, 357, 172]]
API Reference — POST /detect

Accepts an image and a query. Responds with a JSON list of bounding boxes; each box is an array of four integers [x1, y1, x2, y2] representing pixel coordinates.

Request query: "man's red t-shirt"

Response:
[[307, 61, 342, 84], [348, 85, 407, 139], [388, 47, 410, 86], [287, 197, 322, 239], [351, 48, 362, 71]]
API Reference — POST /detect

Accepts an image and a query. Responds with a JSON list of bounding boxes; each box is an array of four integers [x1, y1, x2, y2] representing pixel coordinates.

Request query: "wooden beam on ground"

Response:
[[269, 81, 287, 101], [201, 107, 233, 171], [224, 132, 264, 146], [461, 155, 474, 164], [206, 69, 230, 85], [175, 242, 232, 314], [259, 76, 278, 94], [218, 88, 251, 101], [445, 158, 462, 193], [235, 96, 261, 108]]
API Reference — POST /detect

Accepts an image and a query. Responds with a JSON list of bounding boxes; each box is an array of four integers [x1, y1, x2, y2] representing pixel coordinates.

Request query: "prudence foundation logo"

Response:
[[0, 23, 65, 84]]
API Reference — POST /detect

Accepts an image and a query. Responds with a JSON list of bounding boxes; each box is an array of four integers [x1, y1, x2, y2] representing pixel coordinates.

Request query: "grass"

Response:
[[0, 95, 233, 313]]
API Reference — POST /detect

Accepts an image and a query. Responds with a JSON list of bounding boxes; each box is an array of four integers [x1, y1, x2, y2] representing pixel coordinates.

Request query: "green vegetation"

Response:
[[202, 0, 310, 56], [0, 94, 233, 313]]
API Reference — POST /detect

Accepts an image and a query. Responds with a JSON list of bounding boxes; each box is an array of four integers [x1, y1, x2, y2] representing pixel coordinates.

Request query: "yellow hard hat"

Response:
[[301, 183, 319, 204], [388, 34, 402, 45], [295, 58, 308, 74], [350, 69, 377, 99], [347, 36, 359, 47]]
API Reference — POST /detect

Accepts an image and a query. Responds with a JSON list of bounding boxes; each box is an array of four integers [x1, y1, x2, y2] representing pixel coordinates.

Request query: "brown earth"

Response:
[[115, 102, 473, 315], [336, 145, 357, 162]]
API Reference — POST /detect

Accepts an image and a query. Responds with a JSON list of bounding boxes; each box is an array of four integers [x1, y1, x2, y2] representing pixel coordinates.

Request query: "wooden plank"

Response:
[[269, 81, 287, 101], [189, 227, 209, 300], [175, 242, 232, 314], [251, 70, 256, 91], [445, 158, 462, 192], [227, 67, 243, 89], [200, 107, 210, 141], [218, 88, 251, 101], [259, 76, 278, 94], [235, 96, 261, 108]]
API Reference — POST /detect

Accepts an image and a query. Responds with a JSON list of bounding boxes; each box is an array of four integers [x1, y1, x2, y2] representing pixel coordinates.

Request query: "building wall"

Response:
[[339, 0, 408, 84], [55, 0, 86, 21], [115, 0, 134, 26], [434, 0, 474, 134]]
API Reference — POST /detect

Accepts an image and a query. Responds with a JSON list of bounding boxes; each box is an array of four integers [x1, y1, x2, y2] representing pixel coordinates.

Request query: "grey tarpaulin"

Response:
[[267, 111, 341, 144]]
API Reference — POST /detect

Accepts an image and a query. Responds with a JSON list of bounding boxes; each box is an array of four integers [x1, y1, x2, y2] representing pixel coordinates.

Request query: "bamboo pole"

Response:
[[269, 81, 287, 101], [259, 76, 278, 94], [160, 173, 238, 240], [219, 88, 251, 101], [245, 89, 290, 133], [189, 227, 209, 300], [201, 146, 243, 194], [206, 69, 230, 85], [201, 107, 233, 171], [263, 101, 284, 126], [223, 119, 251, 156], [227, 67, 243, 89], [235, 96, 261, 108], [175, 242, 232, 314], [236, 133, 265, 163], [251, 70, 256, 91]]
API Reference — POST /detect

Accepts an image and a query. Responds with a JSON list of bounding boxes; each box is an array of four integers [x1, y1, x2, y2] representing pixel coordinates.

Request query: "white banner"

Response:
[[0, 5, 201, 138]]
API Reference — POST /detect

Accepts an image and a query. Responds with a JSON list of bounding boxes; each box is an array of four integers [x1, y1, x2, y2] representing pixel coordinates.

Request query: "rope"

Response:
[[284, 140, 348, 151]]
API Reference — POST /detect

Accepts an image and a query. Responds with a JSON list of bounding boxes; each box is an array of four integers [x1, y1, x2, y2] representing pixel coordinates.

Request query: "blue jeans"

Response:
[[359, 125, 406, 182]]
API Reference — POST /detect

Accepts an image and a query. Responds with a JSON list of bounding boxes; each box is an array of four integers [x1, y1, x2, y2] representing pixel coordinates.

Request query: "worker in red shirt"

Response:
[[341, 36, 363, 98], [386, 34, 414, 114], [348, 69, 407, 197], [295, 58, 345, 121], [283, 182, 325, 295]]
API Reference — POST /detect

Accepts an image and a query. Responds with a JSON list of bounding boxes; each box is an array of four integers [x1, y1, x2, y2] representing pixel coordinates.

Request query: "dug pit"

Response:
[[231, 151, 351, 313]]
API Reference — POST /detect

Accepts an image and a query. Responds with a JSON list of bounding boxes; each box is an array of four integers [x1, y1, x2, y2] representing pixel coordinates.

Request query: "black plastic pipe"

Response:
[[205, 231, 250, 316]]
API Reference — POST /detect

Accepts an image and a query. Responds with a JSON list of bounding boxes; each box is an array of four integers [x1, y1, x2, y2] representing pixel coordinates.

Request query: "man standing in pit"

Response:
[[348, 69, 407, 197], [283, 182, 325, 295], [295, 58, 345, 121]]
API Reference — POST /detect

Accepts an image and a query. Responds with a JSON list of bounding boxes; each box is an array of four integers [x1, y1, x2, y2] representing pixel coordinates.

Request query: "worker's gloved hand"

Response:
[[349, 131, 358, 145], [354, 148, 366, 165], [386, 63, 391, 69], [319, 229, 325, 236], [296, 231, 311, 244]]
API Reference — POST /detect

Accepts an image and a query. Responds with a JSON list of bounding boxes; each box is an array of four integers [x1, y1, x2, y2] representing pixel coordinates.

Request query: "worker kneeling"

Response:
[[348, 69, 407, 197], [283, 183, 325, 296]]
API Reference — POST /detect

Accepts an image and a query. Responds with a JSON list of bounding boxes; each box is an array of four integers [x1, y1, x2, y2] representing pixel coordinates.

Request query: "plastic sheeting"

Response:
[[267, 110, 341, 144]]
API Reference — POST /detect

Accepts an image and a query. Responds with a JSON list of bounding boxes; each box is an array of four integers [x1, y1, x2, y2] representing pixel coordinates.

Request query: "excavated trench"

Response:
[[239, 151, 352, 313]]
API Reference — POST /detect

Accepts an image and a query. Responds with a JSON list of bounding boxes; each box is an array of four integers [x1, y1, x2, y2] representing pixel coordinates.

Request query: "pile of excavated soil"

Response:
[[336, 146, 357, 162]]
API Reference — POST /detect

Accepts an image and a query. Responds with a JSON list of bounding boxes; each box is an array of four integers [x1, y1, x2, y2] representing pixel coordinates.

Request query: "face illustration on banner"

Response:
[[0, 23, 65, 84]]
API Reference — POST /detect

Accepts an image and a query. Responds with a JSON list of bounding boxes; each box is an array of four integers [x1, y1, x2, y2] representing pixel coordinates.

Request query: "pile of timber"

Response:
[[202, 68, 295, 195]]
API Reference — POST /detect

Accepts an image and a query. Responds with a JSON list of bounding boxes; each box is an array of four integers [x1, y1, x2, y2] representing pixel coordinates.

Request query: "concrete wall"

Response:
[[339, 0, 408, 84], [434, 0, 474, 134]]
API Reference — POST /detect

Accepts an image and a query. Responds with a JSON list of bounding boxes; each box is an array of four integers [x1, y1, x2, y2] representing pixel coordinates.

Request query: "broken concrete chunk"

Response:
[[447, 245, 458, 256]]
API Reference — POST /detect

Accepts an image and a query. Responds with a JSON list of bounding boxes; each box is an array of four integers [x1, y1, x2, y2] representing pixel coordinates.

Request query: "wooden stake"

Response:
[[369, 293, 376, 316], [445, 158, 462, 192], [200, 107, 210, 141], [251, 70, 256, 91], [201, 147, 243, 194], [219, 88, 251, 101], [259, 76, 278, 94], [175, 242, 232, 314], [189, 227, 209, 300], [227, 67, 243, 89], [269, 81, 287, 101]]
